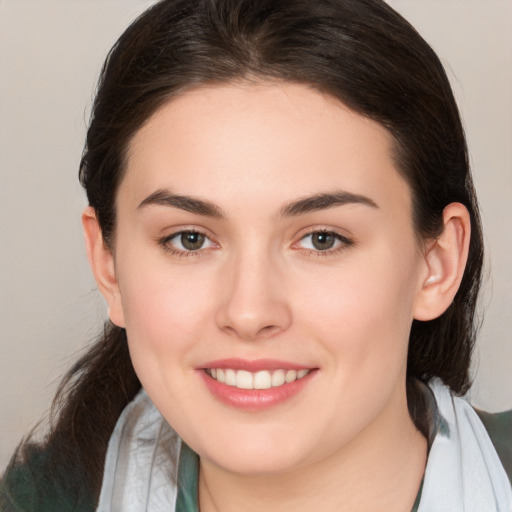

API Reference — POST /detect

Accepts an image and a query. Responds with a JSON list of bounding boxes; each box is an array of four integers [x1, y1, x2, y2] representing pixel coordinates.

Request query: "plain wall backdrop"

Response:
[[1, 0, 511, 468]]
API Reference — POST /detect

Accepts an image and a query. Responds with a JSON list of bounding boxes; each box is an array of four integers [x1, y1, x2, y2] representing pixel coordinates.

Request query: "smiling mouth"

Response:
[[205, 368, 311, 390]]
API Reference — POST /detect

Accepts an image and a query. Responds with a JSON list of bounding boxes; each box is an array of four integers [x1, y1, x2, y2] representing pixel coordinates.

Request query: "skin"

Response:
[[84, 82, 470, 511]]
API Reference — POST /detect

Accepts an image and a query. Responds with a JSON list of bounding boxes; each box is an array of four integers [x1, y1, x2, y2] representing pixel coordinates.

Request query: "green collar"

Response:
[[176, 442, 199, 512]]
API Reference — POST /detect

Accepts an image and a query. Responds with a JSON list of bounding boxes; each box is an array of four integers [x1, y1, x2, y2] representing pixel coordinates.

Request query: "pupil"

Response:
[[312, 232, 335, 250], [181, 232, 205, 250]]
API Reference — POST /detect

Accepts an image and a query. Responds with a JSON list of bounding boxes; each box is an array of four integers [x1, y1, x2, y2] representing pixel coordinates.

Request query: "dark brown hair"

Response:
[[2, 0, 483, 508]]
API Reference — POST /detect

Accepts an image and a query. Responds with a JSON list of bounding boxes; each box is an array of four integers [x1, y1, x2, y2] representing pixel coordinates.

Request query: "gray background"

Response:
[[1, 0, 511, 468]]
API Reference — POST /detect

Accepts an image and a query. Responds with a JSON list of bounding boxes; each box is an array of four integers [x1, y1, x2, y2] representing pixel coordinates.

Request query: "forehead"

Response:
[[122, 82, 411, 216]]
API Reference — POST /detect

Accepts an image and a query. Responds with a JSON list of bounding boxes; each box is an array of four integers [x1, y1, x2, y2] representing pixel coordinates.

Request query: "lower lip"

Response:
[[199, 370, 317, 411]]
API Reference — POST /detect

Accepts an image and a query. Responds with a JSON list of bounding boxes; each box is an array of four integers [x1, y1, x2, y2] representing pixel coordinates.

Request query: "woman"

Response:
[[1, 0, 511, 510]]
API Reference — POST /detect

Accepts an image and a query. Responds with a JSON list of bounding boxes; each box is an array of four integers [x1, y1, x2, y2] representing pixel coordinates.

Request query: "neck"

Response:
[[198, 390, 427, 512]]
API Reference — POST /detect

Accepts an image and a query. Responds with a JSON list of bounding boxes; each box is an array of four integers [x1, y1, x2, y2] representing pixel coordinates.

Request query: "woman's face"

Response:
[[110, 82, 429, 474]]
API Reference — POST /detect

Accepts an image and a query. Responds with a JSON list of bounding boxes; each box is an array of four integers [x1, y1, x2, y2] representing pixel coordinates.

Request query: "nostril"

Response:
[[214, 270, 293, 340], [220, 323, 282, 341]]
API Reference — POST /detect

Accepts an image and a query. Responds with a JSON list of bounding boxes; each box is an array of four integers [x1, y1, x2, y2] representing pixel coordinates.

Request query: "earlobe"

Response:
[[413, 203, 471, 321], [82, 207, 126, 327]]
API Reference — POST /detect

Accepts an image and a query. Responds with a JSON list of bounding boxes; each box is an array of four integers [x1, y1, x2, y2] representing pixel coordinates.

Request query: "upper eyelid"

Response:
[[160, 226, 213, 241], [300, 228, 349, 238], [290, 228, 354, 252], [294, 226, 353, 242], [298, 231, 352, 244], [159, 228, 217, 250], [164, 228, 208, 237]]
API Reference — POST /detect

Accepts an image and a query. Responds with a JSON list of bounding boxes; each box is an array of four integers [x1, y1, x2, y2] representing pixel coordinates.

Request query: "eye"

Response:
[[296, 230, 352, 252], [161, 230, 216, 254]]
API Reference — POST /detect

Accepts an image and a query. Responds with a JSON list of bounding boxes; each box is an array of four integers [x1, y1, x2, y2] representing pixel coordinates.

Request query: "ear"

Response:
[[413, 202, 471, 321], [82, 207, 126, 327]]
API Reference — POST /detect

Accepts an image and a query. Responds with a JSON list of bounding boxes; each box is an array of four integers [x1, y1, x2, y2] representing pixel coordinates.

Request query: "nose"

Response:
[[215, 250, 292, 341]]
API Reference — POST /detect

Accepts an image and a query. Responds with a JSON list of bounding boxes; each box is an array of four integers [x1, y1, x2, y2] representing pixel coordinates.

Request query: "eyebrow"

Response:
[[138, 189, 225, 218], [280, 190, 378, 217], [138, 188, 378, 218]]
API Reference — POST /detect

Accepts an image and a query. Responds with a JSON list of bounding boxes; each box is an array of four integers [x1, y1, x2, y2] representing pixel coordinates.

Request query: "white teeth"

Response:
[[225, 369, 236, 386], [236, 370, 253, 389], [297, 369, 309, 379], [206, 367, 311, 389], [254, 371, 272, 389], [271, 369, 285, 387], [285, 370, 297, 383]]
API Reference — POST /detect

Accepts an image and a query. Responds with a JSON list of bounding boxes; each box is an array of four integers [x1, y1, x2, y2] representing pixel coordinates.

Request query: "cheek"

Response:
[[115, 249, 216, 361], [295, 244, 420, 369]]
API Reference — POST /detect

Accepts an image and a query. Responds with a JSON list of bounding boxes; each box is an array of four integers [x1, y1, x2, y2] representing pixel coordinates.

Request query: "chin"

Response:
[[194, 428, 319, 476], [205, 450, 303, 476]]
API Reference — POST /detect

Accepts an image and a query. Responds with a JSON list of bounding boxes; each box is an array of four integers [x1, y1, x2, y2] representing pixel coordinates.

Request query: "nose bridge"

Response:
[[216, 239, 291, 340]]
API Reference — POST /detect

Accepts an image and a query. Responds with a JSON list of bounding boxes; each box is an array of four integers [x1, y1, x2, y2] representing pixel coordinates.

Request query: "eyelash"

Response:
[[158, 229, 354, 257], [293, 229, 354, 257], [159, 230, 216, 257]]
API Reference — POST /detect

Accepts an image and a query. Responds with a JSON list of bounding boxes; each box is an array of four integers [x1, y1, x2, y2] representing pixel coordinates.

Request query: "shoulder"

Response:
[[474, 408, 512, 485], [0, 443, 96, 512]]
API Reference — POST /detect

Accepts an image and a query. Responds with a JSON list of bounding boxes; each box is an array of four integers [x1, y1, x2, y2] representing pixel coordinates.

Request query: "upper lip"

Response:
[[199, 358, 315, 372]]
